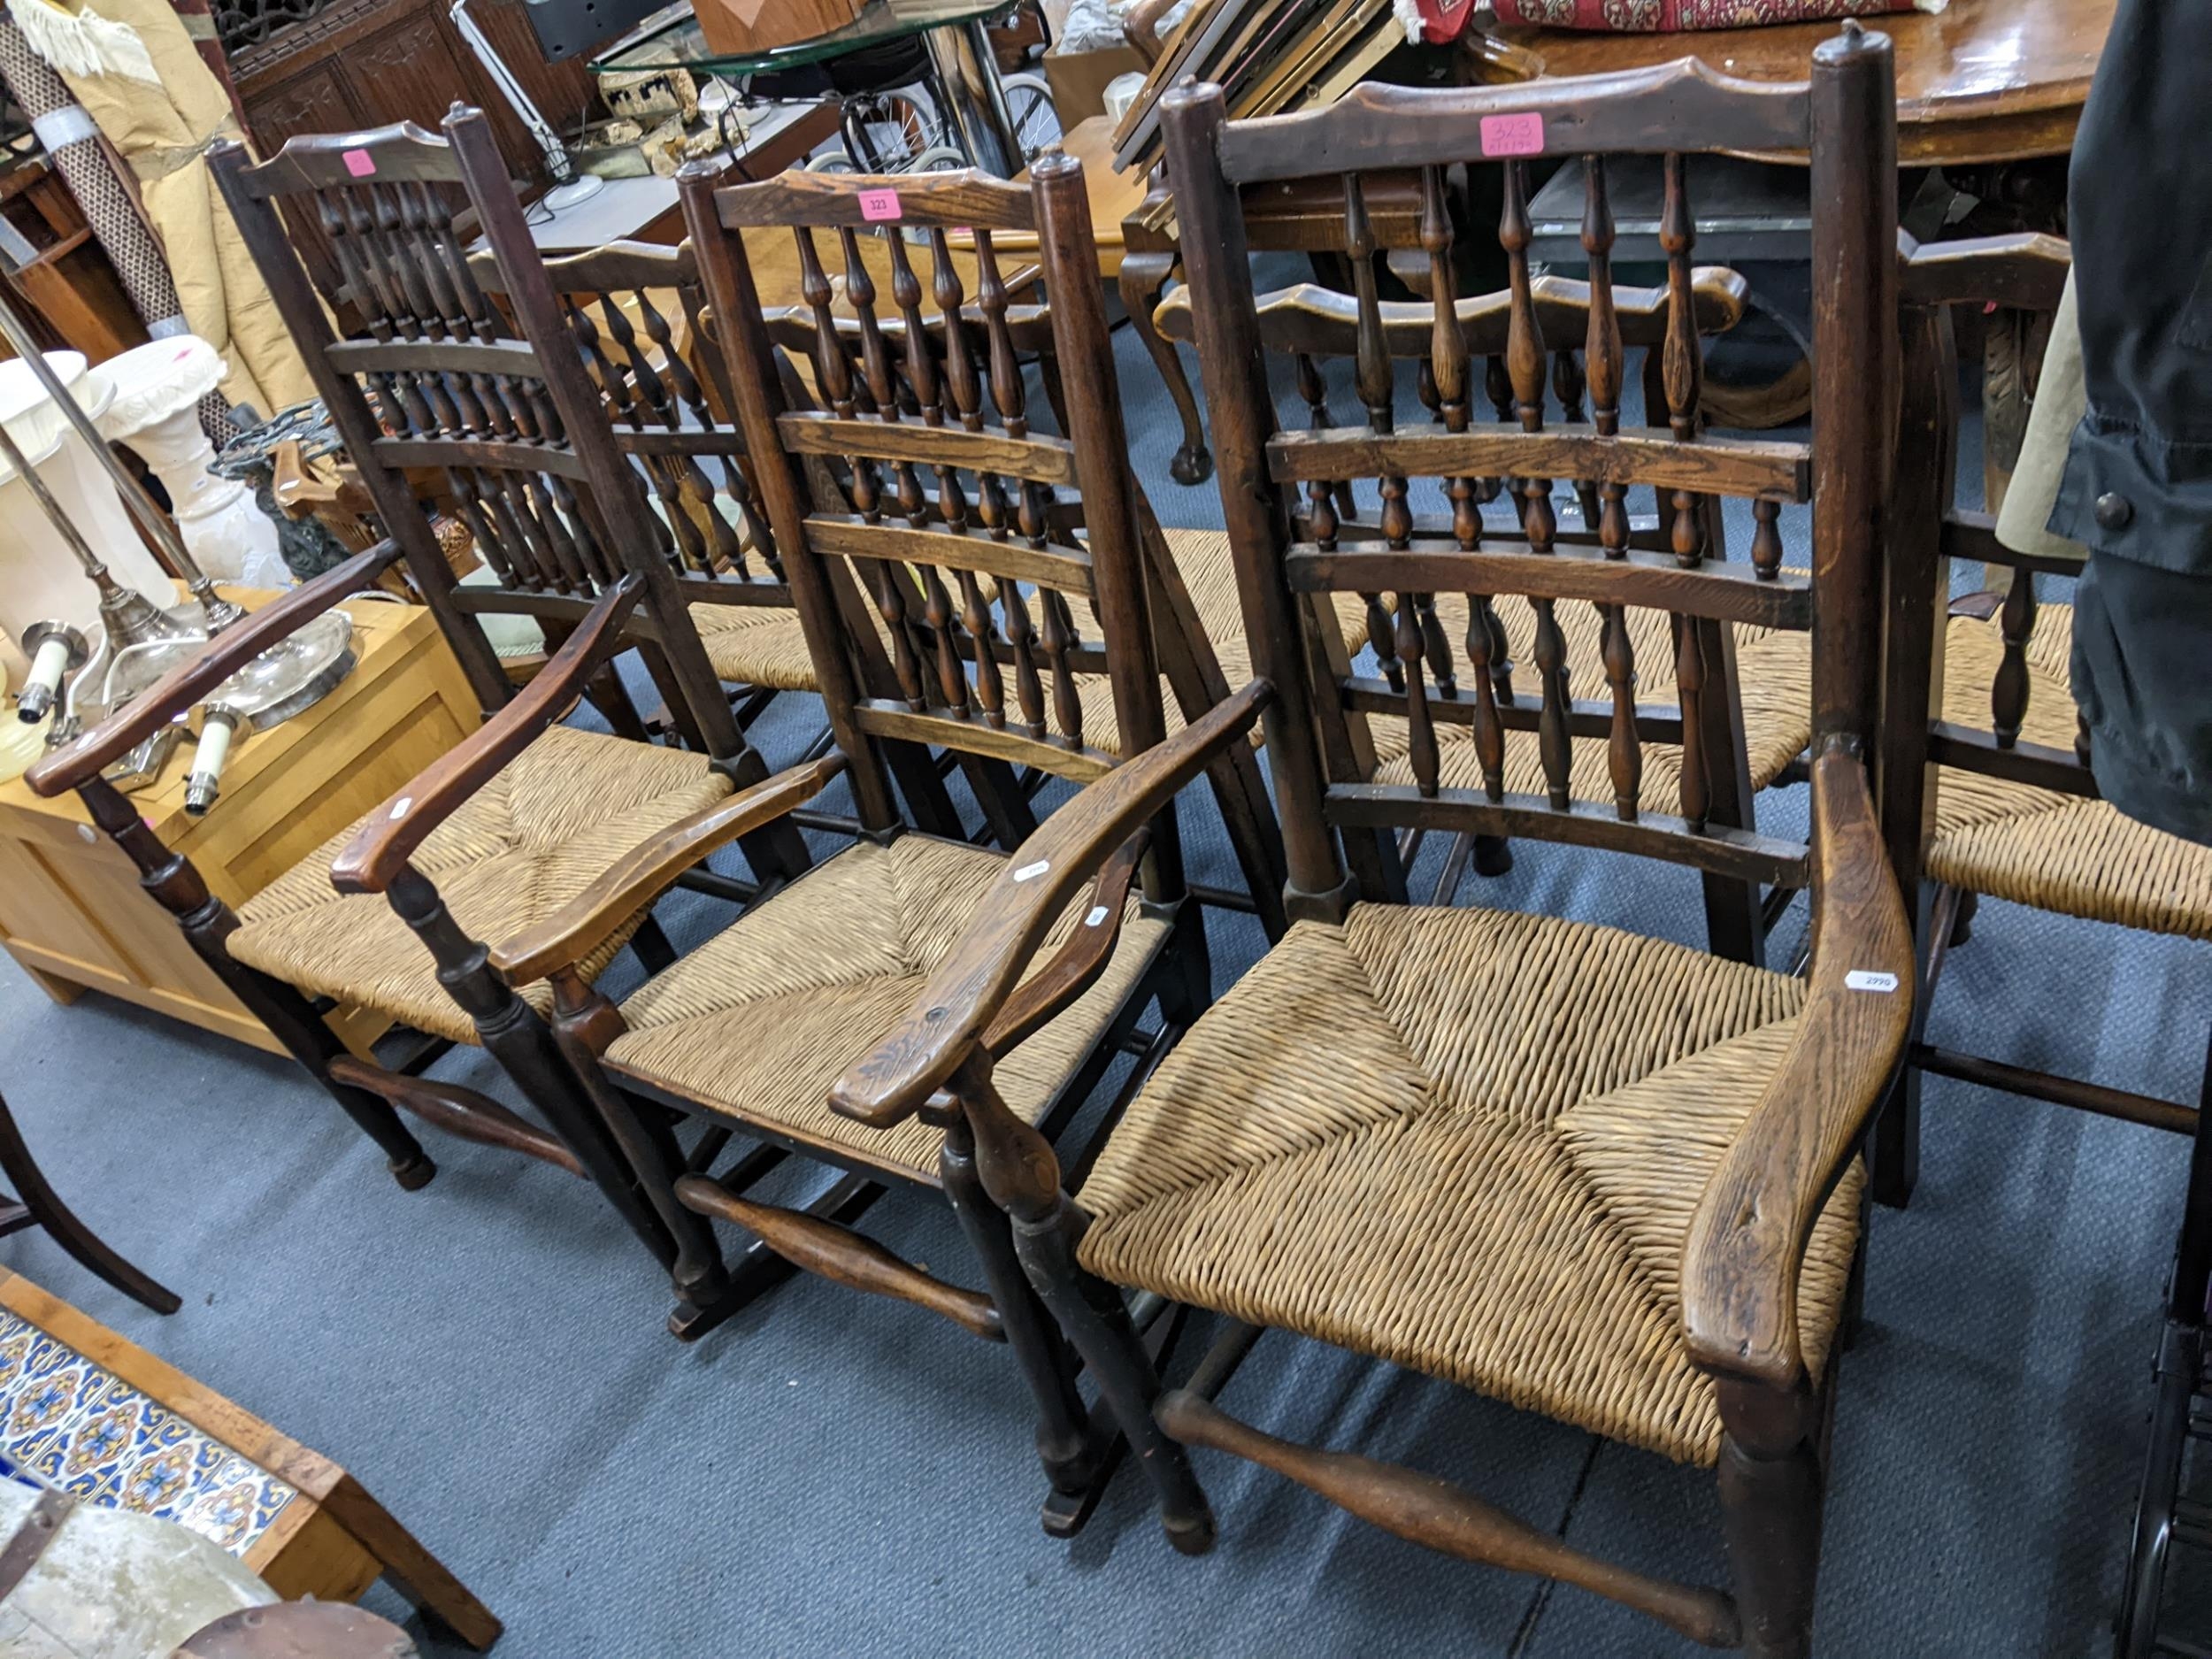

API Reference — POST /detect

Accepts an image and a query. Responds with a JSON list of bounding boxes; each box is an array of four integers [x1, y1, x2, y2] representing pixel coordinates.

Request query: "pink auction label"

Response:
[[342, 148, 376, 177], [1479, 113, 1545, 157], [858, 188, 902, 223]]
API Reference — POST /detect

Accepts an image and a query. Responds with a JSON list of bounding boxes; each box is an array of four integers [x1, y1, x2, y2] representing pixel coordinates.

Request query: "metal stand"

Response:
[[2115, 1022, 2212, 1658], [923, 19, 1021, 177], [0, 280, 242, 634]]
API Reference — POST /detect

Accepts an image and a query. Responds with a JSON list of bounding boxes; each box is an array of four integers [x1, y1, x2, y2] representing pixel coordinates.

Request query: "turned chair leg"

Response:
[[1715, 1379, 1825, 1659], [76, 778, 434, 1190], [941, 1119, 1106, 1500], [1011, 1197, 1216, 1555], [388, 869, 677, 1269]]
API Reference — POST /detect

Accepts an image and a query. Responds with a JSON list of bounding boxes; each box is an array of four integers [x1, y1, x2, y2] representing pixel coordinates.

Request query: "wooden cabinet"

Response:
[[233, 0, 598, 296], [0, 593, 479, 1056]]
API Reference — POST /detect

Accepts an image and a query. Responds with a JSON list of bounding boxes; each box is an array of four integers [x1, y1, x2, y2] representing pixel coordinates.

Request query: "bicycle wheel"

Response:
[[805, 150, 858, 173], [852, 89, 944, 171], [998, 71, 1061, 164]]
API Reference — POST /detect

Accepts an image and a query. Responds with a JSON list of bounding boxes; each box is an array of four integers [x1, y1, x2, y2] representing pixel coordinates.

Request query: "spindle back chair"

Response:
[[1874, 232, 2212, 1659], [1871, 233, 2212, 1167], [469, 220, 1290, 902], [318, 157, 1271, 1535], [19, 109, 806, 1284], [827, 33, 1913, 1657], [220, 127, 674, 739], [464, 239, 838, 705]]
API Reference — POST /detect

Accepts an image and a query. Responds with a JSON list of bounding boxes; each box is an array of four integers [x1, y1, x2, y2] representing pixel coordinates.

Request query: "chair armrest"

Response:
[[1680, 742, 1914, 1390], [25, 539, 405, 797], [981, 826, 1150, 1056], [1897, 230, 2070, 311], [829, 678, 1274, 1129], [1126, 0, 1179, 63], [328, 576, 643, 896], [489, 751, 848, 987]]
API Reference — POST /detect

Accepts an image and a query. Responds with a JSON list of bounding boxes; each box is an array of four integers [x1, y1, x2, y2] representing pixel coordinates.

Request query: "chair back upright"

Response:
[[680, 158, 1193, 905], [209, 109, 764, 776], [1880, 233, 2081, 899], [1164, 30, 1897, 918]]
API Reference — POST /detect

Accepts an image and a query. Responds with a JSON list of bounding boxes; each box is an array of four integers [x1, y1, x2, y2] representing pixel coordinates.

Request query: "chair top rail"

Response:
[[1207, 58, 1811, 185], [469, 239, 696, 298], [1898, 231, 2070, 311], [710, 166, 1036, 234], [232, 119, 459, 199]]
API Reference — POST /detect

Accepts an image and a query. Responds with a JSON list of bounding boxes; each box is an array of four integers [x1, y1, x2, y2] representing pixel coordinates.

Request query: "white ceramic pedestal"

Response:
[[98, 337, 286, 590], [0, 351, 173, 692]]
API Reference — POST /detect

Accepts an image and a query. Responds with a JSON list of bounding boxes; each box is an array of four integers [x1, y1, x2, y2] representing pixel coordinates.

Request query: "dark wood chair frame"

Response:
[[1154, 256, 1789, 948], [467, 234, 1291, 916], [1866, 230, 2200, 1188], [330, 156, 1280, 1524], [1868, 230, 2212, 1657], [829, 33, 1916, 1657], [24, 111, 803, 1282]]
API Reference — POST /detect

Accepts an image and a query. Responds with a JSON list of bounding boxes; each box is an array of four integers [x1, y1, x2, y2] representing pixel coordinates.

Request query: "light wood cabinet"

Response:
[[0, 593, 477, 1056]]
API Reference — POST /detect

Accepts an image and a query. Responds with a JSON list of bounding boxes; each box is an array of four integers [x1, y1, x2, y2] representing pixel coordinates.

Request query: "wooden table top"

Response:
[[1502, 0, 2112, 165]]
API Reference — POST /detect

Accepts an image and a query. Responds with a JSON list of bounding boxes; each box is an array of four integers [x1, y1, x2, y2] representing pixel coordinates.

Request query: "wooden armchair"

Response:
[[24, 110, 803, 1284], [466, 219, 1292, 912], [1154, 253, 1806, 954], [1867, 231, 2194, 1184], [1867, 230, 2211, 1656], [328, 157, 1273, 1540], [829, 34, 1913, 1657]]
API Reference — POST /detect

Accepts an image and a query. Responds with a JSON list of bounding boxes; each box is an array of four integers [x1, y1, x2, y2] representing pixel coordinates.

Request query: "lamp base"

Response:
[[541, 173, 606, 213]]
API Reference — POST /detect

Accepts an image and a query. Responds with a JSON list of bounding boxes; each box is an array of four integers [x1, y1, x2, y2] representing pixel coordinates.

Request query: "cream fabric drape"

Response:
[[12, 0, 314, 419]]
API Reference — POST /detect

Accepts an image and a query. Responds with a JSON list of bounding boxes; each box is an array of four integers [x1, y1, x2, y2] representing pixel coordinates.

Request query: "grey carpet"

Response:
[[0, 303, 2192, 1658]]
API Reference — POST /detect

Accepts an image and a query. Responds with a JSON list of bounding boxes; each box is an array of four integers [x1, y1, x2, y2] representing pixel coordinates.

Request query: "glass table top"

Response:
[[592, 0, 1012, 76]]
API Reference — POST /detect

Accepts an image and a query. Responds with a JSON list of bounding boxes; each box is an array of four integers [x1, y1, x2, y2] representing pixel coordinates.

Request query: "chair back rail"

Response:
[[1164, 32, 1893, 907], [682, 160, 1165, 798], [211, 111, 753, 765]]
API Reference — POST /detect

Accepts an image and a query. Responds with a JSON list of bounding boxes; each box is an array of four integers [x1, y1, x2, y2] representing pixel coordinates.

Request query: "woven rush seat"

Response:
[[1928, 603, 2212, 940], [692, 602, 824, 693], [1364, 597, 1813, 811], [1074, 902, 1862, 1466], [687, 532, 1368, 754], [604, 833, 1171, 1183], [229, 725, 732, 1047]]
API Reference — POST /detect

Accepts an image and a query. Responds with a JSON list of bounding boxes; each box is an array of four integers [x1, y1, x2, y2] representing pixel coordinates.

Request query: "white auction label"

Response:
[[1843, 970, 1900, 994], [1013, 860, 1049, 882]]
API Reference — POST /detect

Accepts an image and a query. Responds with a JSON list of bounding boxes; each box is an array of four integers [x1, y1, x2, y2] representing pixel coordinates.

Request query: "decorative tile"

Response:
[[0, 1311, 296, 1557]]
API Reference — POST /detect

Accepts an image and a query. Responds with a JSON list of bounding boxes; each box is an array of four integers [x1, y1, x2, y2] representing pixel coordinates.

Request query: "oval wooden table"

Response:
[[1500, 0, 2109, 167], [1129, 0, 2113, 481]]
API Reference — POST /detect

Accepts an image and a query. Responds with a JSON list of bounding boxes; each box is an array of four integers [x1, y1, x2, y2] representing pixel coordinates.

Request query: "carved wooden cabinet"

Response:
[[233, 0, 596, 296]]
